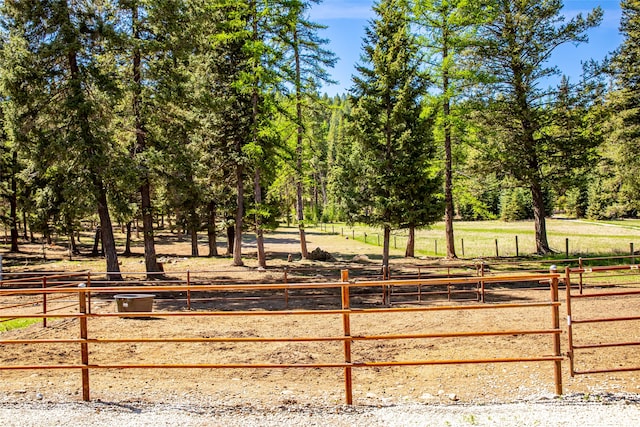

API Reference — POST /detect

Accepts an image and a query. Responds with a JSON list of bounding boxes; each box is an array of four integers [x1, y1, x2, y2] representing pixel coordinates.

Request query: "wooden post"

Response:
[[480, 263, 486, 303], [549, 266, 563, 396], [377, 234, 379, 246], [515, 236, 519, 257], [461, 239, 464, 257], [284, 268, 289, 309], [565, 266, 575, 377], [78, 284, 90, 401], [578, 257, 584, 295], [86, 272, 92, 314], [631, 243, 635, 265], [495, 239, 499, 257], [565, 238, 569, 258], [42, 277, 47, 328], [341, 270, 353, 405], [187, 270, 192, 311]]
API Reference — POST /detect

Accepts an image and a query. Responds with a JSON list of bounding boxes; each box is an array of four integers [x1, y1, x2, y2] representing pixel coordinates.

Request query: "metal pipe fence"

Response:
[[565, 264, 640, 376], [0, 270, 563, 404]]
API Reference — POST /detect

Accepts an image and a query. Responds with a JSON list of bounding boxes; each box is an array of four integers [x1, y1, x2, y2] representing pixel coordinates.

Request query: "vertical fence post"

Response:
[[78, 283, 90, 401], [187, 270, 192, 311], [549, 266, 562, 396], [631, 243, 635, 265], [86, 272, 92, 314], [578, 257, 584, 295], [377, 234, 380, 246], [565, 266, 575, 377], [418, 267, 422, 302], [0, 254, 3, 282], [381, 265, 389, 305], [340, 270, 353, 405], [461, 239, 464, 257], [480, 262, 486, 303], [284, 267, 289, 309], [566, 238, 569, 258], [42, 277, 47, 328], [495, 239, 499, 258], [515, 236, 519, 257]]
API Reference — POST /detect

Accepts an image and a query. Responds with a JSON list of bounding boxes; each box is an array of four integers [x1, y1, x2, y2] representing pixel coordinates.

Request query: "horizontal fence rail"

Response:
[[0, 270, 563, 404]]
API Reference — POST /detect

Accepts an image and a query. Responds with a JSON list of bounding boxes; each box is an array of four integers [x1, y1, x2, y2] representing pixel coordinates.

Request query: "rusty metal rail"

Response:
[[565, 265, 640, 376], [0, 271, 563, 404]]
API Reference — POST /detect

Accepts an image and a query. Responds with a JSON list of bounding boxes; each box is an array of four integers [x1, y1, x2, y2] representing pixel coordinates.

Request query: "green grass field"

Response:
[[0, 318, 41, 332], [313, 218, 640, 259]]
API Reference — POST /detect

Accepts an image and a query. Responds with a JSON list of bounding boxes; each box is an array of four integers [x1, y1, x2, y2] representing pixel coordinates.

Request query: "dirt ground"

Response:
[[1, 227, 640, 405]]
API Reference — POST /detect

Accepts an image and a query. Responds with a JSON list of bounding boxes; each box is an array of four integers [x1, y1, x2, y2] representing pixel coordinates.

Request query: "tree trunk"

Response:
[[226, 223, 235, 256], [9, 151, 19, 252], [96, 189, 122, 280], [442, 41, 457, 259], [233, 164, 244, 266], [405, 226, 415, 258], [22, 208, 28, 241], [382, 225, 391, 274], [63, 4, 121, 280], [254, 169, 266, 268], [207, 201, 218, 257], [132, 5, 161, 276], [123, 222, 132, 256], [92, 228, 101, 256], [294, 27, 308, 259], [531, 179, 551, 254], [190, 225, 199, 257], [141, 180, 161, 273], [69, 230, 79, 255]]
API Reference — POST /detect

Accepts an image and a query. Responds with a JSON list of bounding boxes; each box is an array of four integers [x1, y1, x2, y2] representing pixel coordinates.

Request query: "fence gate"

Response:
[[565, 265, 640, 376]]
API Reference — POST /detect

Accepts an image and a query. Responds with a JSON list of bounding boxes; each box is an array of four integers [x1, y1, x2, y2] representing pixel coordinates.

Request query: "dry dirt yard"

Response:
[[1, 227, 640, 425]]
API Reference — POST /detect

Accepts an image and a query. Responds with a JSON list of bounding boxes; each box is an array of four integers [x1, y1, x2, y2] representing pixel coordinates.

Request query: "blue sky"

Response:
[[309, 0, 624, 96]]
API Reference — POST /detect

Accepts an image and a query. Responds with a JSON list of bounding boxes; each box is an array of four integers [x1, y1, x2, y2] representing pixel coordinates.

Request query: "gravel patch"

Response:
[[1, 393, 639, 426]]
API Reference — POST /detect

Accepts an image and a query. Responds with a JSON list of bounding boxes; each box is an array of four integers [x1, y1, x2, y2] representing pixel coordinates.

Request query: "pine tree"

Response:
[[349, 0, 442, 268], [277, 0, 336, 259], [412, 0, 490, 259], [608, 0, 640, 209], [476, 0, 602, 254], [1, 0, 124, 278]]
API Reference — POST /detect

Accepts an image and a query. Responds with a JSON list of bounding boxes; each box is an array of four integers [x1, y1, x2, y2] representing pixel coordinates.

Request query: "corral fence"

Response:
[[0, 270, 563, 404], [564, 264, 640, 376]]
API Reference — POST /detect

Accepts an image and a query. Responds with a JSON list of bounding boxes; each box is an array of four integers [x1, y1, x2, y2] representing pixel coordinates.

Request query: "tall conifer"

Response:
[[349, 0, 442, 268]]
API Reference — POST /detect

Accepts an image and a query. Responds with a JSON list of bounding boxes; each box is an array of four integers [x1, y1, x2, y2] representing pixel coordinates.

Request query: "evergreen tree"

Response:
[[607, 0, 640, 211], [475, 0, 602, 254], [412, 0, 489, 258], [277, 0, 336, 258], [348, 0, 442, 268], [1, 0, 124, 278]]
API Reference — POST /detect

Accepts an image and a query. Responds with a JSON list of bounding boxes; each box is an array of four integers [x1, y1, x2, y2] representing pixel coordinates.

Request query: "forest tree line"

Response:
[[1, 0, 639, 275]]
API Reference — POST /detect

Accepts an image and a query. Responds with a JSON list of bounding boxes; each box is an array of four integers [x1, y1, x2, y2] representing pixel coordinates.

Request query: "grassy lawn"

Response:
[[0, 318, 41, 332], [312, 218, 640, 259]]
